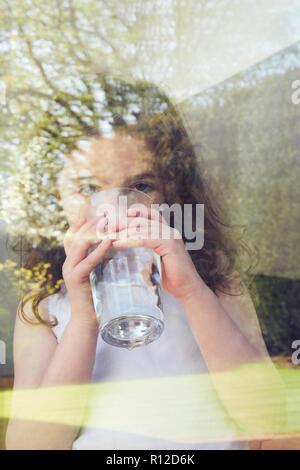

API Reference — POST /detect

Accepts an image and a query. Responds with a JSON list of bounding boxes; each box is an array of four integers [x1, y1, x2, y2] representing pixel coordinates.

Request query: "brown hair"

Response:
[[15, 74, 257, 326]]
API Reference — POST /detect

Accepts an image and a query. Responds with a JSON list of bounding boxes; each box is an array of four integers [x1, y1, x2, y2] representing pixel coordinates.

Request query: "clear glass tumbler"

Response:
[[87, 187, 164, 349]]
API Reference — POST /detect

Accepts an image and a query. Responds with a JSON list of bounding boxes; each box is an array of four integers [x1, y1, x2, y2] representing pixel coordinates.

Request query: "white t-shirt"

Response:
[[48, 281, 249, 450]]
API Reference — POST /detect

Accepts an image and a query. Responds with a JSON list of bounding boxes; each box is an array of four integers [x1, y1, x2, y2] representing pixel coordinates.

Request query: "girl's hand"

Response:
[[62, 216, 112, 327], [106, 206, 205, 303]]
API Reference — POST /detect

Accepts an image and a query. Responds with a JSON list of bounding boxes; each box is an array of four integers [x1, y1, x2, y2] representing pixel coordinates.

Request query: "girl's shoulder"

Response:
[[47, 283, 71, 342], [15, 288, 66, 345], [17, 289, 52, 325]]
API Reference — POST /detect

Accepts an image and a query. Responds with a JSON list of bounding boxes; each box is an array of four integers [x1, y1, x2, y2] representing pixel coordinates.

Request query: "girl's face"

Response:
[[58, 133, 165, 226]]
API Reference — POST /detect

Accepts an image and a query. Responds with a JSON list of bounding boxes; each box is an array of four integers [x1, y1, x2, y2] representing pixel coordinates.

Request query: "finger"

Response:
[[113, 237, 149, 250], [127, 205, 168, 225], [64, 218, 87, 255], [112, 225, 159, 243], [65, 217, 97, 247], [74, 238, 112, 279], [70, 217, 87, 233], [95, 216, 109, 238], [112, 223, 176, 243], [80, 215, 105, 233], [107, 215, 164, 236], [65, 218, 107, 270], [65, 216, 107, 254], [107, 216, 148, 233], [66, 216, 99, 243], [106, 220, 164, 241], [112, 233, 162, 251]]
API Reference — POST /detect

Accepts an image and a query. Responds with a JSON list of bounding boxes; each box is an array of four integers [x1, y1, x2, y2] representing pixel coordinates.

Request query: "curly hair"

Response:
[[13, 73, 258, 326]]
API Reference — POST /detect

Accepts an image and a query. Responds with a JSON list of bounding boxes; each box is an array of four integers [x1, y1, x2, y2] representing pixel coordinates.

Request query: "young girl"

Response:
[[6, 75, 284, 450]]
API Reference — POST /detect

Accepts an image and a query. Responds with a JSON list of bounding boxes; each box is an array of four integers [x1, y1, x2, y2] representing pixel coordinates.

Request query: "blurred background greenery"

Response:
[[180, 42, 300, 357], [0, 0, 299, 372], [0, 43, 299, 368], [0, 0, 299, 450]]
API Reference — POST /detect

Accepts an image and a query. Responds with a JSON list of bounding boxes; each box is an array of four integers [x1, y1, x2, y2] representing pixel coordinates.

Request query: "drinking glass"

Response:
[[86, 187, 164, 349]]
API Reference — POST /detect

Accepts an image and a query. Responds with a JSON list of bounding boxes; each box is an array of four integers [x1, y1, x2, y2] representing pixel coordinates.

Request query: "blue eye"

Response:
[[78, 184, 100, 196], [133, 182, 153, 193]]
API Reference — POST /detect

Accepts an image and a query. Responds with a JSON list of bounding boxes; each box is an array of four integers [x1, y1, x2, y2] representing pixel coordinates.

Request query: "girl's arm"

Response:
[[179, 279, 286, 437], [5, 296, 99, 450], [6, 216, 112, 450], [110, 208, 286, 438]]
